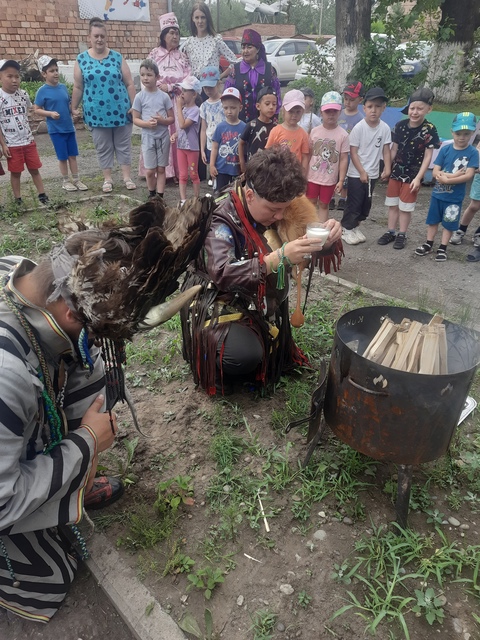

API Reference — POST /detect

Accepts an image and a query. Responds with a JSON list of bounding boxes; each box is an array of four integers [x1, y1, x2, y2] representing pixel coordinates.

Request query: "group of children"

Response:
[[1, 54, 479, 263], [0, 56, 89, 206]]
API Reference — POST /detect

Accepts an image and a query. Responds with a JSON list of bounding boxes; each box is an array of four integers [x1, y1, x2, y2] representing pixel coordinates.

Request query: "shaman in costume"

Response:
[[181, 147, 343, 395], [0, 197, 213, 621]]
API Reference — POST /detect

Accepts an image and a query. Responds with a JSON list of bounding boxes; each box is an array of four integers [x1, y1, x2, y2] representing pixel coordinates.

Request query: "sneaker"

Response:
[[74, 180, 88, 191], [354, 227, 366, 242], [337, 198, 346, 211], [378, 231, 396, 245], [342, 227, 360, 245], [393, 233, 407, 250], [415, 243, 433, 256], [435, 249, 447, 262], [38, 194, 49, 205], [474, 232, 480, 248], [62, 181, 78, 192], [15, 197, 23, 206], [329, 198, 336, 210], [449, 230, 465, 245]]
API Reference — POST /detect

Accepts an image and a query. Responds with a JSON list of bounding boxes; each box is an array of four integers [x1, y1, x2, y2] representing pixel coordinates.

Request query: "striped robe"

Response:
[[0, 257, 105, 622]]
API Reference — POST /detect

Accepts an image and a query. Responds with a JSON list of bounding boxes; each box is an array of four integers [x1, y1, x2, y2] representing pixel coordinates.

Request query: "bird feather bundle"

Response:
[[67, 196, 214, 340]]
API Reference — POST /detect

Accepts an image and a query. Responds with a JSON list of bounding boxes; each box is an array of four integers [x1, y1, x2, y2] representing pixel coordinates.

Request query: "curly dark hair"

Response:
[[245, 146, 306, 203]]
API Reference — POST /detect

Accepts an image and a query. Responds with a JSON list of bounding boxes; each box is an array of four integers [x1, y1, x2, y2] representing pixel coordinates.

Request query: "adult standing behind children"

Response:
[[72, 17, 137, 194], [132, 60, 174, 200], [199, 66, 225, 169], [306, 91, 349, 223], [210, 87, 246, 193], [415, 112, 479, 262], [239, 86, 277, 173], [340, 86, 392, 245], [140, 11, 191, 181], [378, 88, 440, 250], [171, 76, 201, 204], [34, 56, 89, 193], [183, 2, 238, 79], [266, 89, 310, 175], [0, 60, 49, 207], [224, 28, 282, 123], [335, 80, 365, 211]]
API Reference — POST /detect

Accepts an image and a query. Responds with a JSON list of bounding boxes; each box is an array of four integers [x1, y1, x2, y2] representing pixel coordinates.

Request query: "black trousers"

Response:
[[341, 177, 377, 229], [217, 322, 263, 376]]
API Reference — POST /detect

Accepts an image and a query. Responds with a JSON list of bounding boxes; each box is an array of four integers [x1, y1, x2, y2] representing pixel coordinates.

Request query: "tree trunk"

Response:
[[334, 0, 372, 90], [426, 0, 480, 103]]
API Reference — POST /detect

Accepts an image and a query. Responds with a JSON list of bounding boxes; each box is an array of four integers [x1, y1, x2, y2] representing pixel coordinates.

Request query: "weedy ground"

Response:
[[0, 150, 479, 640]]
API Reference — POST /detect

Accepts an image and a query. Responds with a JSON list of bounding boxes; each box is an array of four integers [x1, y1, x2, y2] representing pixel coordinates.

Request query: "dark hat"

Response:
[[401, 87, 435, 114], [300, 87, 315, 98], [364, 86, 388, 102], [256, 86, 276, 102], [343, 81, 364, 98], [0, 59, 20, 72]]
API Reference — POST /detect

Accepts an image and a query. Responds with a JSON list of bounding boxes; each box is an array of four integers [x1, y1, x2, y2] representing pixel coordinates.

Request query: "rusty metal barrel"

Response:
[[323, 306, 480, 465]]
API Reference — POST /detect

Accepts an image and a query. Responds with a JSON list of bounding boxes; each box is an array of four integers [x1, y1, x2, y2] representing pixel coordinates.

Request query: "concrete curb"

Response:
[[86, 532, 186, 640]]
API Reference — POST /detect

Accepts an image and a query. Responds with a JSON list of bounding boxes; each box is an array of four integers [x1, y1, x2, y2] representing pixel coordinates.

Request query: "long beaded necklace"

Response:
[[0, 282, 89, 588]]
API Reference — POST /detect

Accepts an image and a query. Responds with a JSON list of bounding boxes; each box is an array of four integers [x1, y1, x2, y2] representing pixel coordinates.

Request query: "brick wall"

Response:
[[222, 23, 297, 39], [0, 0, 168, 61]]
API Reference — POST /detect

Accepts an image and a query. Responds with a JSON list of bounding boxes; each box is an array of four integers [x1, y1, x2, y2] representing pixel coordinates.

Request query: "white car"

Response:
[[264, 38, 316, 83]]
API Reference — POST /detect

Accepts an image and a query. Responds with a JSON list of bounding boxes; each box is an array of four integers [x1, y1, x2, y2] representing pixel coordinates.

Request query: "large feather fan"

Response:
[[67, 196, 214, 340]]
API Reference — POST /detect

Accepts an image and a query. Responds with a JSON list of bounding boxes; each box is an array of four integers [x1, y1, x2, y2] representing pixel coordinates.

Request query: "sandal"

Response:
[[466, 248, 480, 262], [84, 476, 124, 510], [435, 249, 447, 262], [102, 180, 113, 193], [415, 243, 433, 256], [124, 179, 137, 190], [62, 180, 78, 192]]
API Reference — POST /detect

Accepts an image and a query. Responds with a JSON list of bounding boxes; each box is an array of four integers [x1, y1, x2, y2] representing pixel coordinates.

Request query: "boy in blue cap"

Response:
[[415, 112, 479, 262]]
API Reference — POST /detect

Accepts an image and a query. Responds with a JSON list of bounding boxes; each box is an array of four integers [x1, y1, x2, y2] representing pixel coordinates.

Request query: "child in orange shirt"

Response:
[[266, 89, 309, 174]]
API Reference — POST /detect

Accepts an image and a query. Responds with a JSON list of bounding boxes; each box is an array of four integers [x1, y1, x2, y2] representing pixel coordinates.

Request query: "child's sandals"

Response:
[[102, 180, 113, 193], [124, 179, 137, 190]]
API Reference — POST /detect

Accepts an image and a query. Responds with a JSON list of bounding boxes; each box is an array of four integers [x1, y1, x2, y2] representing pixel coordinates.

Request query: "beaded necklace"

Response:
[[0, 280, 89, 588]]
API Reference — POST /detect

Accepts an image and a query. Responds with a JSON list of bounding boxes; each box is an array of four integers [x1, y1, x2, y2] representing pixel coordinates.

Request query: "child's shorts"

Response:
[[470, 173, 480, 201], [142, 137, 170, 170], [7, 142, 42, 173], [50, 132, 79, 162], [426, 196, 462, 231], [306, 182, 336, 204], [385, 178, 418, 212]]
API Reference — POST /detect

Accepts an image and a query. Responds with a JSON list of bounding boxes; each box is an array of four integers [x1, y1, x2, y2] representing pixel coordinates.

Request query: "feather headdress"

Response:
[[48, 196, 214, 341]]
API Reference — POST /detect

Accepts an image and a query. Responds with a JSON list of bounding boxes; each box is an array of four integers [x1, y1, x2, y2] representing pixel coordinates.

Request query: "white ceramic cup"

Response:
[[306, 222, 330, 248]]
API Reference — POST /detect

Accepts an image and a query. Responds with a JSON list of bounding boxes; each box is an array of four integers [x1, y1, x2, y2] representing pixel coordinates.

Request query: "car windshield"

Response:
[[264, 41, 280, 54]]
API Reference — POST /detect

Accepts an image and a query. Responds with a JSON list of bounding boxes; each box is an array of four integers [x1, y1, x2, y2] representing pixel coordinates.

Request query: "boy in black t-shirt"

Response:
[[239, 87, 277, 173], [378, 88, 440, 249]]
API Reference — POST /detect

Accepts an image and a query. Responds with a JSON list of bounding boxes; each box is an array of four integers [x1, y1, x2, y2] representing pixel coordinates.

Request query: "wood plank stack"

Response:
[[362, 314, 448, 374]]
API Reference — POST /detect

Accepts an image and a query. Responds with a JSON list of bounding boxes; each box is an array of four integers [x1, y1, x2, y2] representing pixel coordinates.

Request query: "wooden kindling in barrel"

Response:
[[362, 314, 448, 374]]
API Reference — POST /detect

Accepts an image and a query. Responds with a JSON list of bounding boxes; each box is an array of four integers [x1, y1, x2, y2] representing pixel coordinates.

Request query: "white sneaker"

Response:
[[473, 232, 480, 248], [342, 227, 360, 245], [353, 227, 366, 242], [449, 230, 465, 245]]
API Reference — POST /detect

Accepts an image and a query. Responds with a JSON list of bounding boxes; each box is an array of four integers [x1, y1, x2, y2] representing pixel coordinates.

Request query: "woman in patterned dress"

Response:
[[138, 12, 191, 181], [72, 17, 136, 193], [183, 2, 237, 80]]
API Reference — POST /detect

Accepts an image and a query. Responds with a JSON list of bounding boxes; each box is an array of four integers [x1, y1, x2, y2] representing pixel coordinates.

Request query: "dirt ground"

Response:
[[0, 129, 479, 640]]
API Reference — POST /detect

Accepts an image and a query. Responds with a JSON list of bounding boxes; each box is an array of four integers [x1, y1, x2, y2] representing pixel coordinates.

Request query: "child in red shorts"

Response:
[[0, 59, 49, 206], [378, 88, 440, 249]]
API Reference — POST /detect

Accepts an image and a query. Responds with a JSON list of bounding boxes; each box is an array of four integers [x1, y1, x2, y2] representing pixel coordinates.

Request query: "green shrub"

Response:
[[21, 78, 73, 102]]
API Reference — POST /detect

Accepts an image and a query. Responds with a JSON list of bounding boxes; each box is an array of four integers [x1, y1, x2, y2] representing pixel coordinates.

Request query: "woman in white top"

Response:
[[183, 2, 237, 80]]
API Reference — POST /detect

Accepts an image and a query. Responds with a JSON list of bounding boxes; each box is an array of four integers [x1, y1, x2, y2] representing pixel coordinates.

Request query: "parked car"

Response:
[[294, 34, 388, 81], [264, 38, 316, 83], [396, 41, 432, 78], [220, 36, 242, 72]]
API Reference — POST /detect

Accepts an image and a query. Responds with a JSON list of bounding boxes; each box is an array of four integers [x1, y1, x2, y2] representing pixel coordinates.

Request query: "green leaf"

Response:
[[205, 588, 212, 600], [204, 608, 213, 638], [178, 612, 203, 638]]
